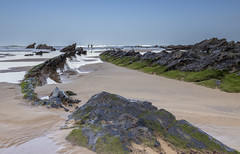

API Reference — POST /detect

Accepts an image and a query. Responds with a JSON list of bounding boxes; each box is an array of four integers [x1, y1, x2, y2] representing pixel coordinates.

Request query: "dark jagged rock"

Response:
[[35, 87, 80, 112], [24, 54, 34, 56], [36, 44, 56, 51], [20, 44, 80, 108], [60, 43, 76, 52], [66, 92, 238, 153], [35, 51, 49, 55], [65, 90, 77, 96], [100, 38, 240, 93], [76, 47, 87, 55], [163, 38, 240, 53], [26, 43, 36, 49]]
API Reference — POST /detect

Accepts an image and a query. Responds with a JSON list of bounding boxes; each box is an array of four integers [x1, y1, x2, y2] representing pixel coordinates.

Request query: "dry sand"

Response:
[[36, 62, 240, 151], [0, 62, 240, 153]]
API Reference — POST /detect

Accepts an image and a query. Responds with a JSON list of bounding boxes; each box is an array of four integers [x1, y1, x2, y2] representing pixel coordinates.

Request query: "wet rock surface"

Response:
[[66, 92, 237, 153]]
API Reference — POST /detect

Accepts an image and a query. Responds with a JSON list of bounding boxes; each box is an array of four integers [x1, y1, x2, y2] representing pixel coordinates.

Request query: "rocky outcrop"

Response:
[[162, 38, 240, 53], [26, 43, 36, 49], [24, 54, 34, 56], [60, 43, 87, 55], [100, 38, 240, 93], [66, 92, 237, 153], [36, 44, 56, 51], [20, 44, 80, 109], [101, 44, 240, 73], [35, 87, 80, 112], [35, 51, 49, 55], [76, 47, 87, 55], [60, 43, 76, 52]]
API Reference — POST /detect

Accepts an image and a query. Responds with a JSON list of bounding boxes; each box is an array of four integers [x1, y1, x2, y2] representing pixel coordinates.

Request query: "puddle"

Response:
[[0, 71, 26, 83], [0, 136, 60, 154]]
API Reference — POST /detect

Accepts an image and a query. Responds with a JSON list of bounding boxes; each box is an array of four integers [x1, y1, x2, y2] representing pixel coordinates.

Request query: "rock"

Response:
[[20, 44, 81, 102], [75, 47, 87, 55], [26, 43, 36, 49], [76, 47, 87, 55], [24, 54, 34, 56], [65, 90, 77, 96], [35, 51, 49, 55], [36, 44, 56, 51], [66, 92, 237, 153], [35, 87, 80, 112], [60, 43, 76, 52], [101, 38, 240, 72]]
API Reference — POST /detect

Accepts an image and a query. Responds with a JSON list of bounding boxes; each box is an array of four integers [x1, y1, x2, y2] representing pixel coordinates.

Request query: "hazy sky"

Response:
[[1, 0, 240, 46]]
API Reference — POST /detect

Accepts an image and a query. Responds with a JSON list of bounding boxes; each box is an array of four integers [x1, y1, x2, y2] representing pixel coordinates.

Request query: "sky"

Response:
[[0, 0, 240, 46]]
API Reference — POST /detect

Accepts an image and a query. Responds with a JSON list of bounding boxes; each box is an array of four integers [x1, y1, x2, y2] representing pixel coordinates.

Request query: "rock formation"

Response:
[[26, 43, 36, 49], [162, 38, 240, 53], [60, 43, 87, 55], [60, 43, 76, 52], [20, 44, 81, 110], [66, 92, 237, 153], [35, 51, 49, 55], [24, 54, 34, 56], [36, 44, 56, 51], [100, 38, 240, 92], [36, 87, 80, 112]]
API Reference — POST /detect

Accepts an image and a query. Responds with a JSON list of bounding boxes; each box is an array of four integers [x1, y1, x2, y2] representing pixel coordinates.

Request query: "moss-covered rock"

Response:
[[66, 92, 239, 153], [100, 49, 240, 93], [19, 44, 82, 109]]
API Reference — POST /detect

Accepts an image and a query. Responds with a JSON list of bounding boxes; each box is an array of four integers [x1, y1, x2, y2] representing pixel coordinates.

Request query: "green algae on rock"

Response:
[[19, 44, 81, 110], [100, 47, 240, 92], [66, 92, 239, 153]]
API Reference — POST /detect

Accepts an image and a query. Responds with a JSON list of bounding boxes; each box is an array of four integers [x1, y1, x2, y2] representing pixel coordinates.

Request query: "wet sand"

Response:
[[0, 58, 49, 62], [0, 82, 94, 154], [0, 83, 64, 149], [0, 66, 33, 73], [35, 62, 240, 151]]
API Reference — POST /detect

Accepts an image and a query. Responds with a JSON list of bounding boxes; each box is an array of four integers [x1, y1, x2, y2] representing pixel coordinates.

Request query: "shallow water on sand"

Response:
[[0, 48, 104, 83], [0, 71, 26, 83], [0, 136, 60, 154]]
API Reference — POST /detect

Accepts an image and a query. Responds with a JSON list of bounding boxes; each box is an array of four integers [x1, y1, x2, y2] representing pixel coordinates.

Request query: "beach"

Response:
[[35, 62, 240, 151], [0, 53, 240, 153]]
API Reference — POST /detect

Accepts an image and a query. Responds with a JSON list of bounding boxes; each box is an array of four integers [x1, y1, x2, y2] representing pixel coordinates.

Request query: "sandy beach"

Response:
[[0, 62, 240, 153], [35, 62, 240, 151]]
